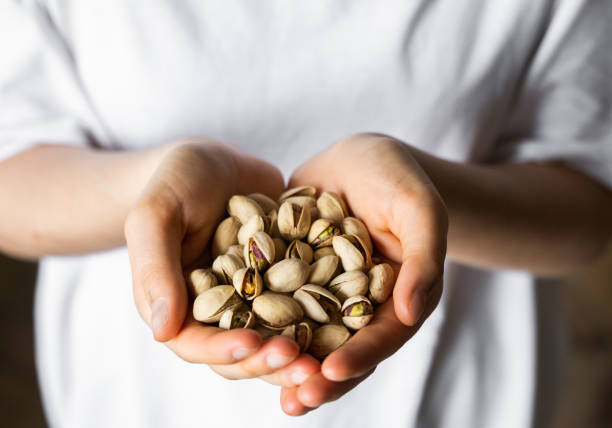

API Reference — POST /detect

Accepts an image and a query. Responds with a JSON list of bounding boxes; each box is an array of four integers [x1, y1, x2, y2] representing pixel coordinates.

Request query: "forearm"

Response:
[[411, 149, 612, 276], [0, 144, 165, 259]]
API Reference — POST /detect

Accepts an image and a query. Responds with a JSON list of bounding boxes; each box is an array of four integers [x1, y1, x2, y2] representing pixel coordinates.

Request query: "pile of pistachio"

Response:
[[186, 186, 394, 359]]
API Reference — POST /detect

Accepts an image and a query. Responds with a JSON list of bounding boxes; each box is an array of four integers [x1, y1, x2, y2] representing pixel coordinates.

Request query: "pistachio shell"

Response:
[[309, 324, 351, 359], [237, 215, 269, 245], [281, 195, 317, 209], [226, 244, 244, 259], [243, 231, 275, 271], [232, 267, 263, 300], [263, 258, 310, 292], [193, 285, 242, 323], [313, 246, 336, 260], [281, 322, 313, 353], [185, 268, 218, 296], [227, 195, 264, 224], [279, 185, 317, 201], [329, 271, 369, 302], [212, 216, 241, 258], [212, 254, 245, 284], [342, 217, 373, 255], [341, 295, 374, 330], [368, 263, 394, 303], [252, 292, 304, 330], [247, 193, 278, 213], [316, 191, 348, 224], [272, 238, 287, 262], [267, 209, 281, 238], [307, 218, 341, 248], [277, 201, 311, 241], [293, 284, 341, 324], [219, 306, 256, 330], [307, 255, 340, 286], [332, 234, 372, 272], [285, 239, 314, 264], [254, 324, 281, 339]]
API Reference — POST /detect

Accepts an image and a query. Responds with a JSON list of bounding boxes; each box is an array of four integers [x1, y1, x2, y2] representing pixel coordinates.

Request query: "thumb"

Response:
[[125, 189, 188, 342]]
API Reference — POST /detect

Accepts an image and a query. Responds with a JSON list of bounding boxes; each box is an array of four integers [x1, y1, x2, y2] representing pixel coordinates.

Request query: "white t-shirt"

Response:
[[1, 1, 611, 427]]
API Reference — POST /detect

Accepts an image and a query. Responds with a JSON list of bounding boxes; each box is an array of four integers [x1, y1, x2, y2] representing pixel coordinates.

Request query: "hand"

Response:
[[282, 133, 448, 415], [124, 138, 317, 383]]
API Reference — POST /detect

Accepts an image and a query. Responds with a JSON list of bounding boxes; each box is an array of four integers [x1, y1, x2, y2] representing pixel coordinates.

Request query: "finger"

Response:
[[165, 316, 262, 364], [259, 354, 321, 387], [125, 188, 187, 342], [294, 370, 375, 409], [280, 387, 310, 416], [209, 336, 300, 380]]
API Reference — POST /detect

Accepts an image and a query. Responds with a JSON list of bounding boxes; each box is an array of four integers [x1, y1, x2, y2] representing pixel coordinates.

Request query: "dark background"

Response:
[[1, 247, 611, 428]]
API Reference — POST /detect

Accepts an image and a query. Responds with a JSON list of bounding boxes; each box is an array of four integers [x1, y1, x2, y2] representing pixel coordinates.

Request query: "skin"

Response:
[[0, 133, 611, 415]]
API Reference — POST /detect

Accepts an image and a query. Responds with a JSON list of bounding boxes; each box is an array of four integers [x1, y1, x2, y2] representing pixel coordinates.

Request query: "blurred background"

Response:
[[1, 246, 611, 428]]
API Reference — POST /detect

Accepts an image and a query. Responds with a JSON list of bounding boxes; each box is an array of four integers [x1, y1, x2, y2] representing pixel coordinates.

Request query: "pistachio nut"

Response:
[[307, 255, 340, 286], [232, 267, 264, 300], [263, 258, 310, 293], [225, 244, 244, 260], [293, 284, 342, 324], [243, 231, 275, 271], [281, 195, 317, 209], [279, 185, 317, 201], [281, 322, 313, 353], [368, 263, 394, 304], [332, 234, 372, 272], [329, 270, 369, 302], [185, 268, 218, 296], [342, 217, 373, 255], [277, 201, 311, 241], [308, 324, 351, 359], [285, 239, 314, 264], [272, 238, 287, 262], [227, 195, 264, 224], [212, 254, 245, 284], [313, 246, 336, 260], [307, 218, 341, 248], [247, 193, 278, 213], [237, 215, 270, 245], [218, 305, 256, 330], [267, 209, 281, 238], [254, 323, 281, 339], [252, 292, 304, 330], [316, 191, 348, 224], [341, 295, 374, 330], [193, 285, 242, 323], [212, 216, 241, 258]]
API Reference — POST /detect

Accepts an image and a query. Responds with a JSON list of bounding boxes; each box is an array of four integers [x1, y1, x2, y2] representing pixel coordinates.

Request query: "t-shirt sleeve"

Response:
[[0, 0, 98, 163], [491, 0, 612, 188]]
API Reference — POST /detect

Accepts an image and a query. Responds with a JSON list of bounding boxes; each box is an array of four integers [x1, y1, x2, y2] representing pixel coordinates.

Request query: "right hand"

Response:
[[124, 138, 319, 386]]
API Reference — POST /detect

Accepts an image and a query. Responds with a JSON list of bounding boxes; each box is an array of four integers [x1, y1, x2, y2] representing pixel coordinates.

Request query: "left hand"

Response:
[[281, 133, 448, 415]]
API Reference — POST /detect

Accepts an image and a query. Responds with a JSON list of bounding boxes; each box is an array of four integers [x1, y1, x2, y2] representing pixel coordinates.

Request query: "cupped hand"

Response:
[[282, 133, 448, 414]]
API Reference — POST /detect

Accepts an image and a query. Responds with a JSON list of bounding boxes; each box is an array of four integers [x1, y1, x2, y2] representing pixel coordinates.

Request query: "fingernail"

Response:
[[232, 347, 256, 361], [290, 371, 308, 385], [151, 298, 168, 336], [409, 289, 427, 324], [266, 353, 292, 369]]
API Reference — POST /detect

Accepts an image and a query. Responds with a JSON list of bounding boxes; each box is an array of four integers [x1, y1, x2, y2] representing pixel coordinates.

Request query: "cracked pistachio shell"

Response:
[[193, 285, 242, 323], [212, 254, 245, 284], [267, 209, 281, 238], [237, 215, 270, 245], [219, 305, 256, 330], [263, 258, 310, 293], [368, 263, 394, 304], [307, 255, 340, 286], [309, 324, 351, 359], [243, 231, 275, 271], [341, 295, 374, 330], [279, 185, 317, 201], [329, 271, 369, 303], [285, 239, 314, 264], [254, 323, 281, 339], [316, 191, 348, 224], [226, 244, 244, 259], [281, 195, 317, 209], [277, 201, 311, 241], [212, 216, 241, 258], [281, 322, 313, 353], [247, 193, 278, 213], [232, 267, 263, 300], [272, 238, 287, 262], [307, 218, 341, 248], [293, 284, 342, 324], [342, 217, 373, 255], [227, 195, 264, 224], [313, 246, 336, 260], [252, 292, 304, 330], [332, 234, 372, 272], [185, 268, 218, 296]]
